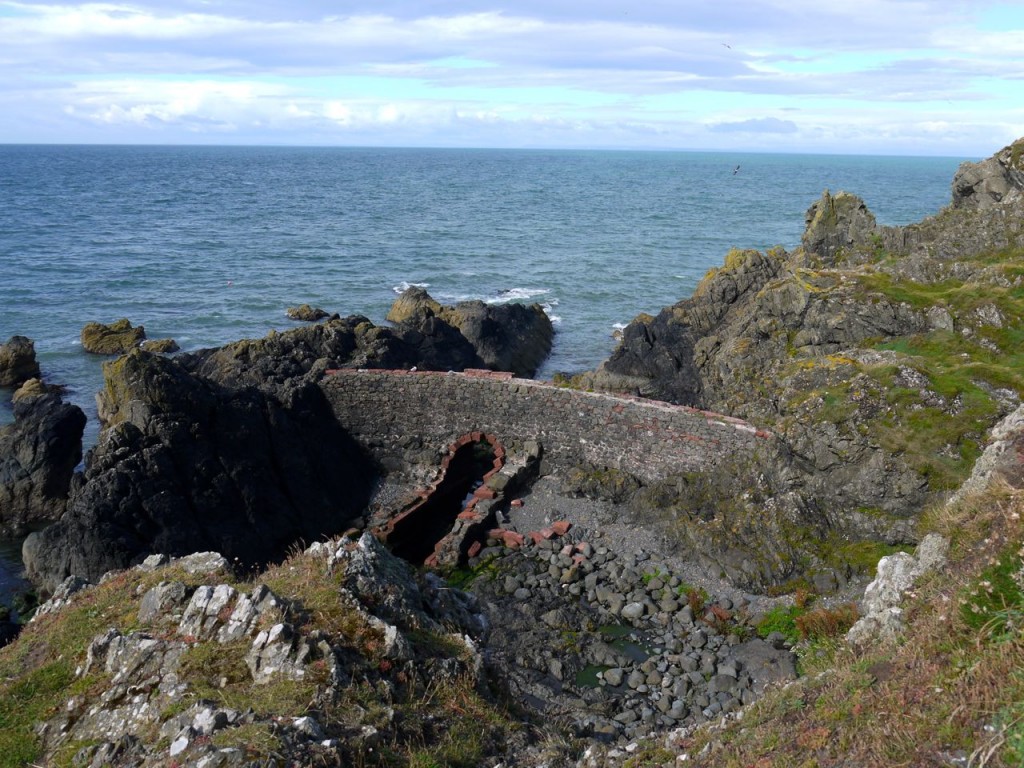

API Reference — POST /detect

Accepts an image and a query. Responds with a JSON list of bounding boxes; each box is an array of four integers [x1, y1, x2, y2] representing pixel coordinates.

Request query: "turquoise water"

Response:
[[1, 145, 965, 447]]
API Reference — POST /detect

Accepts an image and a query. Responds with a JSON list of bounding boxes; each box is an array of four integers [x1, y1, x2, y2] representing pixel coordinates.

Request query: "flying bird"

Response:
[[733, 165, 741, 175]]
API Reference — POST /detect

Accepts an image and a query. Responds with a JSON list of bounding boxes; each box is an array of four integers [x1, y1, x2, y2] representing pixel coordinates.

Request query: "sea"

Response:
[[0, 144, 968, 608]]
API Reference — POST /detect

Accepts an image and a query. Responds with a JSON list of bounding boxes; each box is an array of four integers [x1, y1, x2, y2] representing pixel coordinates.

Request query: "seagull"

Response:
[[733, 164, 741, 175], [722, 42, 732, 49]]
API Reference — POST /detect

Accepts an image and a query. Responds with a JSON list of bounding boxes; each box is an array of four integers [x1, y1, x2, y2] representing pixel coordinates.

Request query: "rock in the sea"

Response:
[[0, 381, 85, 535], [387, 286, 554, 377], [81, 319, 146, 355], [287, 304, 330, 322], [140, 338, 180, 354], [23, 349, 375, 592], [0, 336, 41, 388]]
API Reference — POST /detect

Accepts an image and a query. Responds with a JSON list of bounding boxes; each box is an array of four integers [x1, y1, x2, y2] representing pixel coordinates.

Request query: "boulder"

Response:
[[952, 138, 1024, 209], [0, 380, 85, 535], [387, 287, 554, 377], [286, 304, 330, 322], [0, 335, 40, 387], [801, 190, 879, 265], [140, 338, 180, 354], [81, 319, 146, 355], [23, 349, 375, 592]]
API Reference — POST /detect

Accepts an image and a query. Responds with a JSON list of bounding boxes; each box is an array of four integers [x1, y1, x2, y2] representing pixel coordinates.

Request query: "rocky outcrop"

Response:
[[0, 335, 40, 387], [80, 318, 146, 354], [846, 533, 948, 645], [23, 349, 375, 592], [573, 139, 1024, 589], [140, 338, 179, 354], [800, 189, 879, 265], [952, 137, 1024, 209], [0, 380, 85, 535], [387, 287, 555, 377], [286, 303, 329, 322]]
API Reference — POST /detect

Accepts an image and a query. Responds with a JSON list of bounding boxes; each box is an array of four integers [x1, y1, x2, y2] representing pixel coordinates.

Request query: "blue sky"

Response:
[[1, 0, 1022, 155]]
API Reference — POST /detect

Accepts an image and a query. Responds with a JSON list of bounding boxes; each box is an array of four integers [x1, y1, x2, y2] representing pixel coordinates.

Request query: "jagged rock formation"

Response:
[[23, 350, 375, 592], [951, 137, 1024, 209], [80, 318, 147, 354], [0, 335, 40, 387], [22, 295, 556, 592], [139, 337, 180, 354], [387, 286, 555, 377], [0, 379, 85, 535], [572, 138, 1024, 589], [286, 303, 329, 321]]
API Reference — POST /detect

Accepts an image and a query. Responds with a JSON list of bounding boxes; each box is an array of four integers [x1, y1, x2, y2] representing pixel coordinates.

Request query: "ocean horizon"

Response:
[[2, 145, 965, 442]]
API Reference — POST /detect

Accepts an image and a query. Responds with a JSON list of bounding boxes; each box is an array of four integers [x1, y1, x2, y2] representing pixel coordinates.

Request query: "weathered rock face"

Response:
[[23, 350, 375, 592], [800, 189, 879, 265], [80, 318, 146, 355], [0, 380, 85, 535], [952, 137, 1024, 209], [0, 335, 40, 387], [575, 139, 1024, 589], [139, 337, 179, 354], [387, 287, 555, 377], [286, 303, 329, 322], [588, 248, 786, 402]]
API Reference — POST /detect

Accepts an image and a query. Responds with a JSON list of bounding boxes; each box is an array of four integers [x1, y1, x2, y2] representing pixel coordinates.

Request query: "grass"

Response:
[[0, 541, 525, 768], [671, 484, 1024, 768]]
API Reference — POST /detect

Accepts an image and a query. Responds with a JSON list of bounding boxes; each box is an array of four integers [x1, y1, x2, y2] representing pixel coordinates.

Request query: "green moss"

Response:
[[757, 606, 802, 644]]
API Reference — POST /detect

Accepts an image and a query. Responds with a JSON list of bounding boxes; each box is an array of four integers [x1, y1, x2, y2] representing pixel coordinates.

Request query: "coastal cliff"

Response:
[[3, 139, 1024, 767], [571, 137, 1024, 587]]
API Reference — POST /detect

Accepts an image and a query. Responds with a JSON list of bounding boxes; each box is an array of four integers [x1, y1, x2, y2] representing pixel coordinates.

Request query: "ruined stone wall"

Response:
[[320, 369, 774, 481]]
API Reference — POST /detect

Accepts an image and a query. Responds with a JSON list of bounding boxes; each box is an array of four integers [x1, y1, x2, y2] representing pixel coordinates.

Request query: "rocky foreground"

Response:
[[1, 138, 1024, 766]]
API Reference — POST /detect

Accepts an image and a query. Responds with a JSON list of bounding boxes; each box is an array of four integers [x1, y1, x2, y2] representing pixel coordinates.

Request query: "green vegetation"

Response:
[[672, 485, 1024, 768]]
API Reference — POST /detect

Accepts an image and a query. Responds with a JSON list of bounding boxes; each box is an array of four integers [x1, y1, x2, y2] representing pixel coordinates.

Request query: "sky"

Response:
[[1, 0, 1022, 156]]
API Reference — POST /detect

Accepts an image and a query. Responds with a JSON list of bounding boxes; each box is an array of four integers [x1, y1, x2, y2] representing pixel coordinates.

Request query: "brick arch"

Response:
[[375, 431, 505, 564]]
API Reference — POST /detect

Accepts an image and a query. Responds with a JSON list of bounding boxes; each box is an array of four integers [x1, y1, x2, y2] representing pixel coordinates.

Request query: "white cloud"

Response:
[[0, 0, 1020, 153]]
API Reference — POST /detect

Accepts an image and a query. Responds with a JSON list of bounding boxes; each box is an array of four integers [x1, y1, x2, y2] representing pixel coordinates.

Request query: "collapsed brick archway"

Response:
[[377, 432, 505, 565]]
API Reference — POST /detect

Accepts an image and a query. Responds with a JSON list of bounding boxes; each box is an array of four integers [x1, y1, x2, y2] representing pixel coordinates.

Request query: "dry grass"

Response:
[[674, 484, 1024, 768]]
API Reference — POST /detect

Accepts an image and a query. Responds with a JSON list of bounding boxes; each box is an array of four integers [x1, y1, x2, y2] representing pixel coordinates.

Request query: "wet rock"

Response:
[[0, 383, 85, 535], [80, 318, 146, 354], [140, 338, 180, 354], [287, 304, 330, 322], [0, 335, 40, 387], [387, 286, 554, 377]]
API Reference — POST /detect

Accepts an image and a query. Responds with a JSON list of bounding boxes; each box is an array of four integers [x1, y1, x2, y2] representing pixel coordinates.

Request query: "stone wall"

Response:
[[320, 369, 774, 482]]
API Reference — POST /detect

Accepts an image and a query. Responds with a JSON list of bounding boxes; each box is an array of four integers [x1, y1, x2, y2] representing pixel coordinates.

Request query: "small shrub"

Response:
[[794, 604, 859, 641]]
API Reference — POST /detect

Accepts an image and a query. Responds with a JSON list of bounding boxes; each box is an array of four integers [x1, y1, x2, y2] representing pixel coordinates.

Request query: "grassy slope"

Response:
[[620, 482, 1024, 768]]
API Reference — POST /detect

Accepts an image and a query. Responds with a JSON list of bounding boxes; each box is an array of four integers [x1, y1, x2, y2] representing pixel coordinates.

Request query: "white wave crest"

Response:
[[486, 287, 551, 304], [392, 281, 431, 294]]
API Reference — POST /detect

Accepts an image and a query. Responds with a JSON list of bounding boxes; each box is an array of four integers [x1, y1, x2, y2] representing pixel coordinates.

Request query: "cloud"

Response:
[[708, 117, 798, 134], [0, 0, 1020, 154]]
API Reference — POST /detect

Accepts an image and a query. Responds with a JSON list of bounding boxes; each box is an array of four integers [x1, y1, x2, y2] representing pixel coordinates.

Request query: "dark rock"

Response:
[[387, 287, 554, 377], [140, 338, 180, 354], [23, 349, 375, 592], [286, 304, 330, 322], [0, 336, 40, 387], [0, 381, 85, 535], [81, 319, 146, 355]]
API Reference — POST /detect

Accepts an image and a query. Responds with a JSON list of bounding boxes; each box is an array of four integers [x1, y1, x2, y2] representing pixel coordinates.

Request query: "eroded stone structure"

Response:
[[320, 368, 773, 482]]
